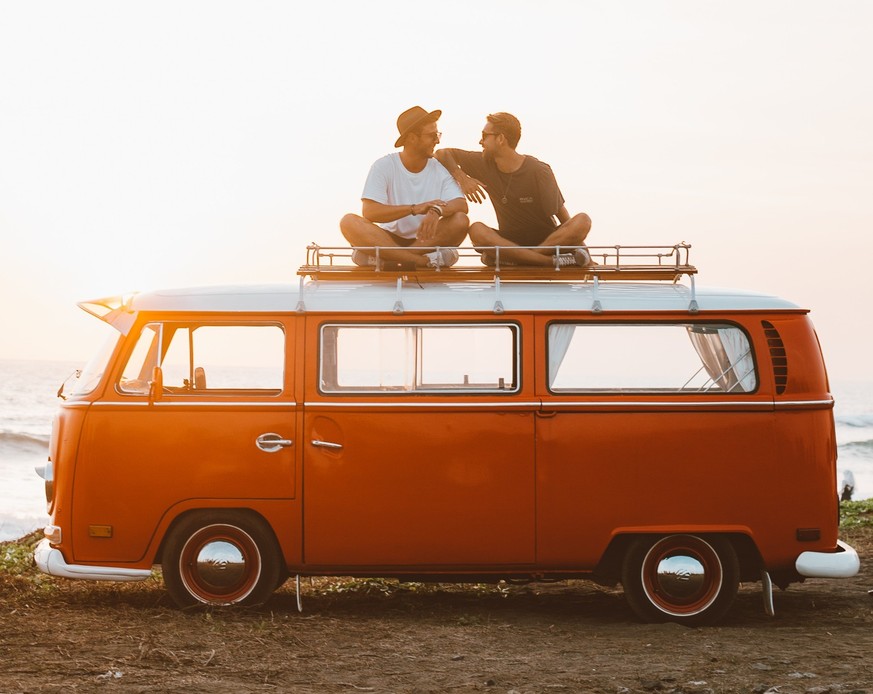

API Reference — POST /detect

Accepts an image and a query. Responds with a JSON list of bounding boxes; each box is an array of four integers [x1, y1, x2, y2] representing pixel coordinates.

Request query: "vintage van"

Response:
[[35, 244, 859, 625]]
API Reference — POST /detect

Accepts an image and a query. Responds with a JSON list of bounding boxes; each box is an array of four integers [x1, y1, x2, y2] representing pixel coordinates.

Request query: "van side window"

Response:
[[548, 322, 757, 393], [119, 323, 284, 394], [320, 323, 518, 393]]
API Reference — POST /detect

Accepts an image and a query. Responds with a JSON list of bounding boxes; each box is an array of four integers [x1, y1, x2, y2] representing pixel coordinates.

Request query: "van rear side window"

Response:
[[320, 323, 519, 393], [119, 323, 285, 394], [548, 322, 757, 393]]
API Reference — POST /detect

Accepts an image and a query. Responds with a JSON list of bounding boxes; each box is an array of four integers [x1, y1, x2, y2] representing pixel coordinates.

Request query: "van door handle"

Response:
[[311, 440, 343, 451], [255, 433, 294, 452]]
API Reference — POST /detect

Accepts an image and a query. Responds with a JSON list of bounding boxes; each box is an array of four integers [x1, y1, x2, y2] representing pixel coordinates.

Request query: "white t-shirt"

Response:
[[361, 153, 463, 239]]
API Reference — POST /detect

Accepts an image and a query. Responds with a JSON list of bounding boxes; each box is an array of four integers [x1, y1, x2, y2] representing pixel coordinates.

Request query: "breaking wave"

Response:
[[0, 431, 49, 451], [839, 439, 873, 458]]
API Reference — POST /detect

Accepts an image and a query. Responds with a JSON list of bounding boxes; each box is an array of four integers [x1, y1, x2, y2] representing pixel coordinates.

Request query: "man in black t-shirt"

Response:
[[436, 112, 592, 267]]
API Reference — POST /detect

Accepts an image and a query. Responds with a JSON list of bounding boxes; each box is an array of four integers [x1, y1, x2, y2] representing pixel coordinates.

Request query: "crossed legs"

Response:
[[470, 213, 592, 267], [340, 213, 469, 267]]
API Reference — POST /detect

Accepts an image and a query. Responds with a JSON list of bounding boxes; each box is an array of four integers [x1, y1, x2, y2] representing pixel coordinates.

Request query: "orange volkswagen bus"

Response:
[[35, 244, 859, 625]]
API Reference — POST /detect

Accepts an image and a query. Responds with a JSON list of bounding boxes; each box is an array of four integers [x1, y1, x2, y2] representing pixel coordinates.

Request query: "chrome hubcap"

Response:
[[653, 554, 706, 601], [195, 540, 246, 589]]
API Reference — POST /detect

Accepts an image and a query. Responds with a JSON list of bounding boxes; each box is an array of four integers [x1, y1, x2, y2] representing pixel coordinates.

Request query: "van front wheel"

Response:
[[162, 511, 281, 608], [621, 534, 739, 625]]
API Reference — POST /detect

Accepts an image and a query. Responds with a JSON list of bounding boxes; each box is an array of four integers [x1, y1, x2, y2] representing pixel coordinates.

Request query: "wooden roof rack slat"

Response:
[[297, 243, 696, 283]]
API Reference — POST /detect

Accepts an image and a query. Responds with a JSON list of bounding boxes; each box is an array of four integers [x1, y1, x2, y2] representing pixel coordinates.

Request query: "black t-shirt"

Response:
[[447, 149, 565, 245]]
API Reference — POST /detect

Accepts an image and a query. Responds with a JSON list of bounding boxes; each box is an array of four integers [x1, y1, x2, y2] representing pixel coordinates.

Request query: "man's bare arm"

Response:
[[435, 149, 487, 204], [361, 199, 443, 223], [441, 196, 469, 216]]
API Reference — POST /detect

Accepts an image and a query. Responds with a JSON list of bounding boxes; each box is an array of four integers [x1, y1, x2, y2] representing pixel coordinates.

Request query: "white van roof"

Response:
[[97, 280, 799, 317]]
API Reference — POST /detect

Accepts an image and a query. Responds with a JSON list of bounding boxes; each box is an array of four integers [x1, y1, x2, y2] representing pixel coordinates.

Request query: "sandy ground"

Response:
[[2, 529, 872, 694]]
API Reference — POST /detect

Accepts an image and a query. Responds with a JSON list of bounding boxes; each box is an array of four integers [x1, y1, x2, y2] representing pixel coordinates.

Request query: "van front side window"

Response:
[[119, 323, 284, 394], [320, 323, 518, 393], [548, 323, 757, 393]]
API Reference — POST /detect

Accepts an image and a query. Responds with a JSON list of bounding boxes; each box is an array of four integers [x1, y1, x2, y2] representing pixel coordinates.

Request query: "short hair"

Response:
[[486, 112, 521, 148]]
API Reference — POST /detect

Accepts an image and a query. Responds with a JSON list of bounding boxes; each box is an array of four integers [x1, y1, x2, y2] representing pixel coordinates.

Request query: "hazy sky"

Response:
[[2, 1, 871, 382]]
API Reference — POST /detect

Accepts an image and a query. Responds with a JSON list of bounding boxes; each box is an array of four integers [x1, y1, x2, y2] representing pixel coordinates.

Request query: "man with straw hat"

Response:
[[340, 106, 469, 269]]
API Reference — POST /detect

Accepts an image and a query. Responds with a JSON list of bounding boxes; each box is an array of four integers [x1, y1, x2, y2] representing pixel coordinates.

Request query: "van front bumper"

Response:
[[795, 540, 860, 578], [34, 538, 151, 582]]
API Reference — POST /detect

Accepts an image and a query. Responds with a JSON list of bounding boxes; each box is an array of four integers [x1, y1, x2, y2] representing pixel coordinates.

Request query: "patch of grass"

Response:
[[0, 530, 42, 577], [0, 530, 53, 600], [840, 498, 873, 528]]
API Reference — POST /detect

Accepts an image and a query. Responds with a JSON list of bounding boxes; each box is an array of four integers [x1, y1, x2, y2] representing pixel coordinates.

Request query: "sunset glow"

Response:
[[2, 1, 871, 381]]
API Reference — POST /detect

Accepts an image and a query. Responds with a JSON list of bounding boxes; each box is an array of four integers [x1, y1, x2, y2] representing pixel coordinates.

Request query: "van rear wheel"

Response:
[[162, 511, 281, 608], [621, 534, 739, 625]]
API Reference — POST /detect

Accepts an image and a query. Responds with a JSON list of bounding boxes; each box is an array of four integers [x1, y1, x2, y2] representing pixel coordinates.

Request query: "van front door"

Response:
[[71, 321, 295, 563], [302, 318, 536, 568]]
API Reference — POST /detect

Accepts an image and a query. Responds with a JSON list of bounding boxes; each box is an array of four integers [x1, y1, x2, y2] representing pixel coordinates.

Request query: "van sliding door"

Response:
[[302, 318, 537, 569]]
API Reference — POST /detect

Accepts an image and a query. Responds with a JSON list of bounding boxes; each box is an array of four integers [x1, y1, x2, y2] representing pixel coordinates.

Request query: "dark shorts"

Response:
[[498, 226, 556, 247], [386, 230, 417, 247]]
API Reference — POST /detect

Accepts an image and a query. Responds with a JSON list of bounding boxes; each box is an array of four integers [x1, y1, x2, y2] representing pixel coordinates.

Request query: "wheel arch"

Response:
[[154, 506, 284, 567], [595, 530, 763, 583]]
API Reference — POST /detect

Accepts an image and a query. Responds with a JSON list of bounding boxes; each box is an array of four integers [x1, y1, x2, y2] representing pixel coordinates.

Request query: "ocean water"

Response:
[[1, 359, 871, 542], [0, 360, 81, 541]]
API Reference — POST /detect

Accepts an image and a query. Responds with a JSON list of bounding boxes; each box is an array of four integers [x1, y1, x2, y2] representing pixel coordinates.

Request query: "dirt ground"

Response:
[[2, 530, 873, 694]]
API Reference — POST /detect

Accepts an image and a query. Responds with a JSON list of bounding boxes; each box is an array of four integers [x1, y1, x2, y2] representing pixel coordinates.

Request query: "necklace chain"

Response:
[[499, 169, 516, 204]]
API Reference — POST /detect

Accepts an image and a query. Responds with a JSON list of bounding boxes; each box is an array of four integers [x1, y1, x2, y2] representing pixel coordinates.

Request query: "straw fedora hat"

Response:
[[394, 106, 441, 147]]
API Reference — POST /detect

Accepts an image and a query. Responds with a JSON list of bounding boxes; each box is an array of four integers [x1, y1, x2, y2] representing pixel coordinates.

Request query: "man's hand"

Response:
[[456, 172, 487, 204], [416, 206, 441, 240]]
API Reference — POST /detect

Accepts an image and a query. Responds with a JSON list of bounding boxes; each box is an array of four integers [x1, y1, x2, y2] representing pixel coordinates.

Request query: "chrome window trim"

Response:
[[318, 321, 522, 395], [545, 319, 760, 396]]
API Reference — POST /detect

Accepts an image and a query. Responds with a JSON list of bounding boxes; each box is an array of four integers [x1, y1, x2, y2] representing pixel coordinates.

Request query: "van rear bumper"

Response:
[[34, 539, 151, 582], [795, 540, 860, 578]]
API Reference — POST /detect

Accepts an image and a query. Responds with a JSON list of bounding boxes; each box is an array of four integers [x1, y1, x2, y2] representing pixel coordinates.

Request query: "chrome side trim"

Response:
[[543, 400, 772, 408], [545, 398, 830, 409], [304, 401, 541, 409], [774, 399, 835, 408], [34, 539, 151, 582], [302, 400, 775, 409], [90, 401, 297, 408], [83, 398, 831, 409]]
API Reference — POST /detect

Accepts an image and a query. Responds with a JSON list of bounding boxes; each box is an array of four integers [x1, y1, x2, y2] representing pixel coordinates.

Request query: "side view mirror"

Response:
[[148, 366, 164, 404]]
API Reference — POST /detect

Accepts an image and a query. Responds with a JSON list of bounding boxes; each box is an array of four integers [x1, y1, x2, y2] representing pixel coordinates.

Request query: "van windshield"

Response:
[[63, 333, 120, 397]]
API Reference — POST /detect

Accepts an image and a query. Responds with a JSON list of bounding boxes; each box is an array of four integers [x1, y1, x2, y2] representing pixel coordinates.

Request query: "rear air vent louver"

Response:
[[762, 320, 788, 394]]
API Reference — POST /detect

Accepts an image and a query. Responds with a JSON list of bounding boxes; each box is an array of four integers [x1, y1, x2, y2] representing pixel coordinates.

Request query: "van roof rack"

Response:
[[297, 243, 696, 283]]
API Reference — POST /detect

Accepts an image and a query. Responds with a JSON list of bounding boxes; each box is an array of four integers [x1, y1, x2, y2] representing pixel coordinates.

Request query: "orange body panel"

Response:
[[72, 403, 297, 563]]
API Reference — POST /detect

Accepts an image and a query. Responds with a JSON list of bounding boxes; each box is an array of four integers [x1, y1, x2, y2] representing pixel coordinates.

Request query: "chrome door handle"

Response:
[[256, 433, 294, 453], [311, 439, 343, 451]]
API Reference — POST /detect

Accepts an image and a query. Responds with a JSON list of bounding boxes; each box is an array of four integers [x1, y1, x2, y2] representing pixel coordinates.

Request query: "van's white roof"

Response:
[[119, 280, 802, 315]]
